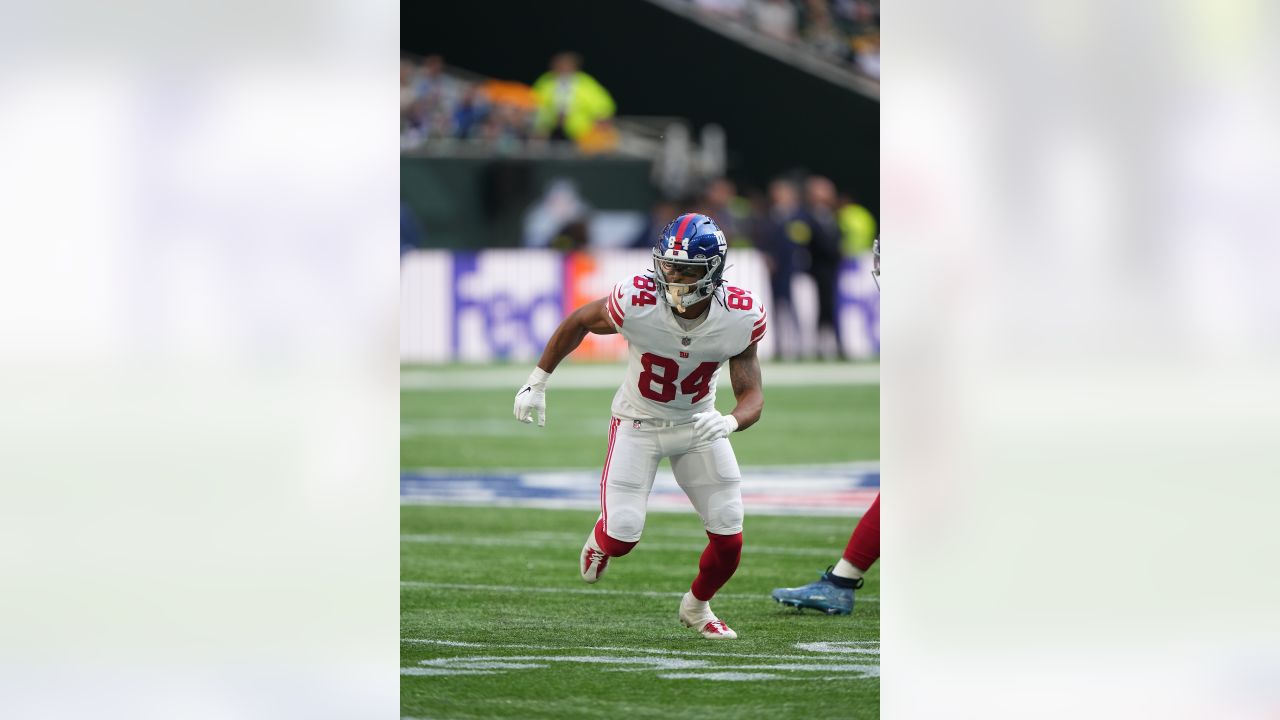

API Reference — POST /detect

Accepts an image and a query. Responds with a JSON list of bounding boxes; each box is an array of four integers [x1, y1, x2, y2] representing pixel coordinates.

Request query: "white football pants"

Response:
[[598, 416, 744, 542]]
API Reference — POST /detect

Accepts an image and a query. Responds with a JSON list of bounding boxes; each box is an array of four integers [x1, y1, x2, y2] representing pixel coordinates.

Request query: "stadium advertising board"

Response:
[[401, 249, 878, 363]]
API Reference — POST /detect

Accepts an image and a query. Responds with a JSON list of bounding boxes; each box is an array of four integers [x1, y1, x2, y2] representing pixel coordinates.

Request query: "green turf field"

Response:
[[401, 365, 880, 468], [402, 363, 880, 718], [402, 505, 880, 719]]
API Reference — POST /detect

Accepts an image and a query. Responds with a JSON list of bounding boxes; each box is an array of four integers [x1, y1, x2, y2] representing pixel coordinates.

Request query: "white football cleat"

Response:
[[678, 591, 738, 640], [580, 533, 609, 584]]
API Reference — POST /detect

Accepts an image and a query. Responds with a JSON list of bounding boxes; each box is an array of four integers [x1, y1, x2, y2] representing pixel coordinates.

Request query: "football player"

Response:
[[514, 213, 766, 640], [771, 237, 880, 615]]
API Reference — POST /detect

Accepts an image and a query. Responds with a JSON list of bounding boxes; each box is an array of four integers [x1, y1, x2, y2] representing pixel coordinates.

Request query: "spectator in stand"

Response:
[[417, 55, 461, 136], [479, 80, 537, 151], [690, 0, 878, 77], [801, 0, 848, 60], [853, 32, 880, 80], [802, 175, 847, 360], [751, 0, 798, 43], [452, 85, 490, 139], [694, 0, 747, 20], [401, 58, 420, 121], [759, 179, 805, 361], [532, 52, 616, 146], [400, 58, 429, 148], [577, 118, 619, 155]]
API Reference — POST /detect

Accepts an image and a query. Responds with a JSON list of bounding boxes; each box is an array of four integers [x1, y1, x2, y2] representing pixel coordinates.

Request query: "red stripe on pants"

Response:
[[599, 418, 620, 533]]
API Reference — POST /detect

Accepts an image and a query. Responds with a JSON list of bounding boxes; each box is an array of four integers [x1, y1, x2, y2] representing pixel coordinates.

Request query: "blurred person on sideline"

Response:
[[701, 178, 753, 248], [759, 178, 805, 361], [630, 199, 681, 249], [401, 200, 423, 256], [523, 178, 591, 250], [838, 192, 877, 256], [772, 239, 881, 615], [532, 52, 616, 145], [513, 213, 767, 640], [802, 175, 846, 361]]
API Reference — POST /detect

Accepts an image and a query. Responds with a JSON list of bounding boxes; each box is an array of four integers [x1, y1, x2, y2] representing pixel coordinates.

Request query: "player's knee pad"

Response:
[[603, 507, 645, 547], [705, 494, 744, 535], [593, 518, 638, 557]]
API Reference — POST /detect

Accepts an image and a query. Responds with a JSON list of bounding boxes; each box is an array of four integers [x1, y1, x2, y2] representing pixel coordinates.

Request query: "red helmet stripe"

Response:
[[673, 214, 696, 249]]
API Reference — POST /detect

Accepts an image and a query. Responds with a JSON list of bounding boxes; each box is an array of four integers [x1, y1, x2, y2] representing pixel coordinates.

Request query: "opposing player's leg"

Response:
[[841, 492, 879, 575], [772, 493, 879, 615], [581, 418, 660, 583], [671, 437, 743, 639]]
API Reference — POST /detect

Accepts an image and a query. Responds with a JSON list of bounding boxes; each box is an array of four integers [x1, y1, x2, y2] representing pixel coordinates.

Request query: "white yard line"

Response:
[[400, 638, 881, 681], [404, 638, 879, 659], [402, 363, 879, 390], [400, 580, 878, 603]]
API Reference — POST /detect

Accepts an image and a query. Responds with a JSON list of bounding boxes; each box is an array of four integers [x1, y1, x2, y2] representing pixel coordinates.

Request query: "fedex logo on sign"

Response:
[[452, 252, 563, 362]]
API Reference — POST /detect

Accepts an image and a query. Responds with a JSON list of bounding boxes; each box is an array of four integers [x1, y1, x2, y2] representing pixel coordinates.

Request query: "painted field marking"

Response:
[[400, 639, 880, 682], [400, 580, 878, 603], [403, 638, 879, 661], [400, 463, 879, 517], [795, 641, 881, 654]]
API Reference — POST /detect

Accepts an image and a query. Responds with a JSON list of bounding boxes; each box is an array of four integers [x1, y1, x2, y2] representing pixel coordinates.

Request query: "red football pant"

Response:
[[690, 531, 743, 601], [843, 493, 880, 571]]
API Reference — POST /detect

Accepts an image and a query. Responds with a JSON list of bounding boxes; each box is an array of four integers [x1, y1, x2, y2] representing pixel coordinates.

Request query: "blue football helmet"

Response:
[[652, 213, 728, 309]]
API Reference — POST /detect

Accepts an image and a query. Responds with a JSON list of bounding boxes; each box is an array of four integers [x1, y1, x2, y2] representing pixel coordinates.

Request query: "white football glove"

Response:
[[690, 411, 739, 443], [513, 367, 551, 426]]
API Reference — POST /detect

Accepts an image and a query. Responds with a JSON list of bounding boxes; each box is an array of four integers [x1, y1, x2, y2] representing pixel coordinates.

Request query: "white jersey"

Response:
[[604, 271, 766, 422]]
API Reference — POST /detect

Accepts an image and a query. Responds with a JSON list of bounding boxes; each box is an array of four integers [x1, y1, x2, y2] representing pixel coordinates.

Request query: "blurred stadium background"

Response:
[[402, 2, 880, 715]]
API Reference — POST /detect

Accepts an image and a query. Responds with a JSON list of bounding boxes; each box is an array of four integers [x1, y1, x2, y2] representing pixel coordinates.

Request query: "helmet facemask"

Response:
[[871, 237, 880, 290], [652, 252, 723, 310]]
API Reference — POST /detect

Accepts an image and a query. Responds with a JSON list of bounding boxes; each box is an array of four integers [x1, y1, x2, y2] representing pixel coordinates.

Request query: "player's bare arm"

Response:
[[536, 297, 617, 373], [690, 339, 762, 443], [514, 296, 616, 426], [727, 340, 764, 431]]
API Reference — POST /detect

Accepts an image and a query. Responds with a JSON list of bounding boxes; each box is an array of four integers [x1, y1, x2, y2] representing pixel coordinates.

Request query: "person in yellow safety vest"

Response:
[[532, 52, 617, 144], [838, 194, 878, 256]]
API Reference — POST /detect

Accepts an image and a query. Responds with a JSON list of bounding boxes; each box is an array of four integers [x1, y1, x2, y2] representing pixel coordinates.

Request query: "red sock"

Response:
[[690, 531, 743, 601], [593, 518, 637, 557], [843, 493, 880, 571]]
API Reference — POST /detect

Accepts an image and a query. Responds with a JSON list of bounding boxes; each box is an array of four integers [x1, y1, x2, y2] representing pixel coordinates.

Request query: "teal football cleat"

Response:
[[771, 567, 863, 615]]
